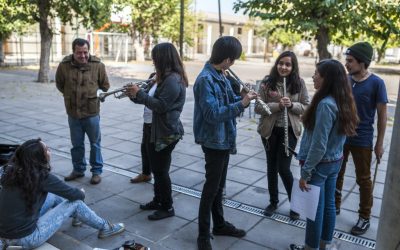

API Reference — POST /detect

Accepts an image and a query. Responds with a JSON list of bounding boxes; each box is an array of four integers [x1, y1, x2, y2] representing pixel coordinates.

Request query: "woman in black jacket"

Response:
[[127, 42, 188, 220], [0, 139, 125, 249]]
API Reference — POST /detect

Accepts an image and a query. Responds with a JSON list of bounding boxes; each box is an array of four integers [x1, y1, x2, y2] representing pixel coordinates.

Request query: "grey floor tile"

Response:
[[172, 194, 200, 221], [107, 140, 141, 154], [232, 186, 269, 208], [171, 151, 203, 168], [236, 156, 267, 172], [228, 239, 273, 250], [102, 148, 125, 161], [246, 218, 305, 249], [118, 182, 155, 204], [170, 168, 204, 188], [224, 179, 249, 198], [89, 195, 140, 222], [106, 153, 142, 170], [158, 222, 198, 250], [227, 166, 264, 185], [123, 212, 190, 242]]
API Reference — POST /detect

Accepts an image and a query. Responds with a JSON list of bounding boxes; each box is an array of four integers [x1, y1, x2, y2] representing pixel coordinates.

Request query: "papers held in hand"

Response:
[[291, 179, 320, 221]]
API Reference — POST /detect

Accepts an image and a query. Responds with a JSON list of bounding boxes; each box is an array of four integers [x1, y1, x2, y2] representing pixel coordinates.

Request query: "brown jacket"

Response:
[[56, 55, 110, 119], [255, 78, 310, 139]]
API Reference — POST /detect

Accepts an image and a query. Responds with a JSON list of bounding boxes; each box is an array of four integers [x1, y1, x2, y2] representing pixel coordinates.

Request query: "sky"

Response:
[[194, 0, 244, 15]]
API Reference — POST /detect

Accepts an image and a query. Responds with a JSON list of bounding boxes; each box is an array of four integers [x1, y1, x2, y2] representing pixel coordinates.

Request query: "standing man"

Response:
[[335, 42, 388, 235], [193, 36, 257, 250], [56, 38, 110, 185]]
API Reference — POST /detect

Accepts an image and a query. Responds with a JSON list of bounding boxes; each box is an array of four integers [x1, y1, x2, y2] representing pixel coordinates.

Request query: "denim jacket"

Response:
[[193, 62, 244, 150], [297, 96, 346, 181]]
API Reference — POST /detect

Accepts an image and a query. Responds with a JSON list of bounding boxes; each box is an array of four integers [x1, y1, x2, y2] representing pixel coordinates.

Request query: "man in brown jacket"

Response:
[[56, 38, 110, 185]]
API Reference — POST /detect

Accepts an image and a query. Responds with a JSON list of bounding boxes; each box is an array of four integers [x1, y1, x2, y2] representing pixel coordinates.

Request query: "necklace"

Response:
[[352, 71, 370, 87]]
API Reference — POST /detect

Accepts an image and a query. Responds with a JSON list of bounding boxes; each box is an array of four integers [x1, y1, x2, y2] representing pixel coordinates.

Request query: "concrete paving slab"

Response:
[[246, 218, 305, 249], [123, 212, 190, 242], [227, 166, 265, 185], [170, 168, 205, 188]]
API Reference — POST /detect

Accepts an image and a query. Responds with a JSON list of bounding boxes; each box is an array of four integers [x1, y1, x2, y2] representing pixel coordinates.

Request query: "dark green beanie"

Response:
[[345, 42, 373, 64]]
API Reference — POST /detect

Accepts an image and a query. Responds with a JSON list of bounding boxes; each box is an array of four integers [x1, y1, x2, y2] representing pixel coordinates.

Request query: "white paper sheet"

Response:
[[290, 179, 320, 221]]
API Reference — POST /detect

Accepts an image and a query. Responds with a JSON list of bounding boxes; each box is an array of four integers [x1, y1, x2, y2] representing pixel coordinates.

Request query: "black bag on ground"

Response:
[[0, 144, 19, 166]]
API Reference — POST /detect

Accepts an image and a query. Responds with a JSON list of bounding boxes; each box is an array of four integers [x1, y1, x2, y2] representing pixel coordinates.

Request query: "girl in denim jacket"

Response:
[[290, 60, 358, 250]]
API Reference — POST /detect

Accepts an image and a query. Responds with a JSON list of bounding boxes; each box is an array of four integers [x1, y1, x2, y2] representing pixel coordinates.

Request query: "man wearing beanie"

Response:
[[335, 41, 388, 236]]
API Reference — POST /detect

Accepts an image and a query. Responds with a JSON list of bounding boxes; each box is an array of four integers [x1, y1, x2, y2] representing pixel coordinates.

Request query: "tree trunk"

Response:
[[377, 39, 388, 63], [179, 0, 184, 59], [0, 39, 4, 65], [37, 0, 53, 83], [315, 26, 332, 61]]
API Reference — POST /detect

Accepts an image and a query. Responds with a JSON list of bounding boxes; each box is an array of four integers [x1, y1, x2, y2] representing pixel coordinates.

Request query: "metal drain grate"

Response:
[[222, 199, 241, 209], [334, 231, 376, 249], [237, 204, 264, 216], [172, 184, 202, 198], [0, 135, 376, 249]]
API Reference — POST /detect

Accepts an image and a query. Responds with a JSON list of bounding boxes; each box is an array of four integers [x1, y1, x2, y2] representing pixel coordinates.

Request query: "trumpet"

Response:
[[98, 77, 155, 102], [226, 69, 272, 115]]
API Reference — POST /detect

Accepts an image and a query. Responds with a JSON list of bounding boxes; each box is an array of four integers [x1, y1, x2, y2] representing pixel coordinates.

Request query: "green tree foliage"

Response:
[[256, 20, 302, 49], [0, 0, 34, 64], [160, 0, 195, 47], [9, 0, 112, 82], [234, 0, 400, 62], [233, 0, 367, 60], [114, 0, 177, 42], [114, 0, 195, 58], [362, 1, 400, 62]]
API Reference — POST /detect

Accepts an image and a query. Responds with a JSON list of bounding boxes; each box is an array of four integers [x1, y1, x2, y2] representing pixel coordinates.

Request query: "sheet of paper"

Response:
[[290, 179, 320, 221]]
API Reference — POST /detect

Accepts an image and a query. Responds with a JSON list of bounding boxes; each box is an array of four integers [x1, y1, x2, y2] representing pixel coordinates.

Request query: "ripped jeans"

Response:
[[0, 193, 107, 249]]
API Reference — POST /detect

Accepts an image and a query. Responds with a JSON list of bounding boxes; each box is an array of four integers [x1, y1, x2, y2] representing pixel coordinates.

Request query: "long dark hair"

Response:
[[302, 59, 358, 136], [151, 43, 188, 87], [0, 138, 51, 213], [262, 51, 301, 95]]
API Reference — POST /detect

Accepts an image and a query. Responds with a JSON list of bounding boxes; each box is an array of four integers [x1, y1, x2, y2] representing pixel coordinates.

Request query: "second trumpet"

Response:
[[98, 77, 155, 102]]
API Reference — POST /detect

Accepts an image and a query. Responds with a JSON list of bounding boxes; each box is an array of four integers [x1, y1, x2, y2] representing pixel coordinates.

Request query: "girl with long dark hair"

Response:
[[290, 59, 358, 250], [255, 51, 310, 219], [0, 139, 125, 249], [126, 42, 187, 220]]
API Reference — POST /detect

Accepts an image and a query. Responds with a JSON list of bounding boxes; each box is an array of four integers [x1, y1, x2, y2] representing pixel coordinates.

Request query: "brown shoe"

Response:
[[90, 174, 101, 185], [130, 174, 151, 183], [64, 171, 84, 181]]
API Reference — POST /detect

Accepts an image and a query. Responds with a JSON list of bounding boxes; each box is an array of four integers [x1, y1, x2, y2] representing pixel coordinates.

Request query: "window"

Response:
[[238, 27, 242, 35]]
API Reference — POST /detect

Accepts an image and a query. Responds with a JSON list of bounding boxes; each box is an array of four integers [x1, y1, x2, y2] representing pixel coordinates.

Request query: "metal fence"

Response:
[[3, 31, 136, 66]]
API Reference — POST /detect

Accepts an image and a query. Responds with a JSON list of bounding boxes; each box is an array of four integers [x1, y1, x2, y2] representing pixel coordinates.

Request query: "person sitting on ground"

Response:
[[0, 138, 125, 249]]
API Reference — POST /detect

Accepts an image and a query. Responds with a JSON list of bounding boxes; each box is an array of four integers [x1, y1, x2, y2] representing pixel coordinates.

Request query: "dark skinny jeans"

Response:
[[148, 139, 178, 210], [198, 146, 229, 239], [261, 126, 297, 205], [141, 123, 152, 176]]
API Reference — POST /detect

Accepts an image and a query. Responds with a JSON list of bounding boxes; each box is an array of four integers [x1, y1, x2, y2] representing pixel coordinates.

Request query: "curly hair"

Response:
[[0, 138, 51, 213], [262, 51, 302, 95], [302, 59, 358, 136]]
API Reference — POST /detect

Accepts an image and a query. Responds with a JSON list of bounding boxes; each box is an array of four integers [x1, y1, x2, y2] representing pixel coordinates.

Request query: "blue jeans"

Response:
[[305, 160, 342, 250], [68, 115, 103, 175], [0, 193, 107, 249]]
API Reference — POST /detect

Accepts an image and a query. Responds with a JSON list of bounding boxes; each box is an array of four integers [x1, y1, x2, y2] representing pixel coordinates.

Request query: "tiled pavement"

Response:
[[0, 62, 395, 250]]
